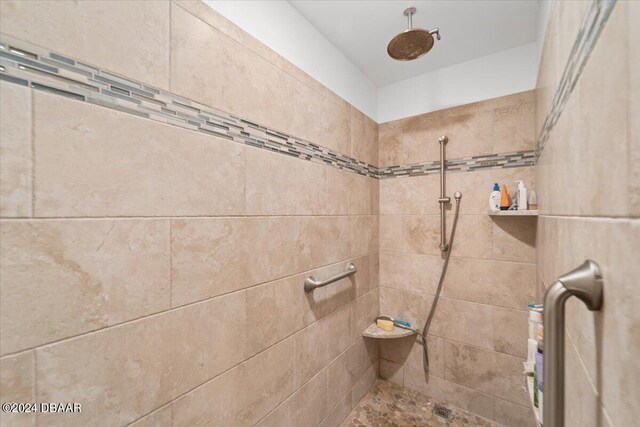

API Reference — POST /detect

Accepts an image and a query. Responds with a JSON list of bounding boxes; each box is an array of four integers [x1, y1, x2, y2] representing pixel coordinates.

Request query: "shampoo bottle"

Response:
[[489, 183, 501, 211], [516, 180, 528, 210], [499, 185, 510, 210]]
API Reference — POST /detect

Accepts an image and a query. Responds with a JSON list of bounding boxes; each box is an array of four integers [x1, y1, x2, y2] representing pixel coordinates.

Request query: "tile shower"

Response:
[[0, 2, 637, 427]]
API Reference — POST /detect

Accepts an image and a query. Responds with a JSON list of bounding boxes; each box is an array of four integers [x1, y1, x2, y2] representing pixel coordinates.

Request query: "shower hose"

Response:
[[420, 195, 462, 372]]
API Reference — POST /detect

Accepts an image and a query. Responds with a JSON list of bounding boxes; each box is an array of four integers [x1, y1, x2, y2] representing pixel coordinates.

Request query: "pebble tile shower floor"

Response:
[[341, 380, 501, 427]]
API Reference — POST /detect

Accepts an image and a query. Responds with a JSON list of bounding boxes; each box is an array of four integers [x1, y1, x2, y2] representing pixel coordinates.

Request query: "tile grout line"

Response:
[[167, 1, 172, 95], [378, 249, 536, 266], [29, 84, 35, 218], [168, 220, 173, 310], [0, 254, 378, 358], [378, 285, 531, 314]]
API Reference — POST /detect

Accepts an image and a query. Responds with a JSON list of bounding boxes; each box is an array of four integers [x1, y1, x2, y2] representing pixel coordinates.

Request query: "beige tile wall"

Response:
[[0, 2, 379, 427], [379, 91, 534, 167], [377, 93, 538, 426], [535, 2, 639, 427]]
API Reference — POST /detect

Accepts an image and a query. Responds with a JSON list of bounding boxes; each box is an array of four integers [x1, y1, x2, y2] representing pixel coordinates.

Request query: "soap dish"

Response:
[[362, 323, 416, 339]]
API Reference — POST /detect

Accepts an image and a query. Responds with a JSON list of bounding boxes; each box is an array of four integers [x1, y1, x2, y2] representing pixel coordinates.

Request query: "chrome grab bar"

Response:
[[304, 263, 357, 292], [543, 260, 603, 427]]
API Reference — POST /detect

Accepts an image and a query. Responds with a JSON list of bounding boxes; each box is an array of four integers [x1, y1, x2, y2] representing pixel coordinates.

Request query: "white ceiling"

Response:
[[289, 0, 542, 87]]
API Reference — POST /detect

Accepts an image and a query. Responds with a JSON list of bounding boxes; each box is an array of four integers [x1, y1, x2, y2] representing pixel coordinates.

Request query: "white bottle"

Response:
[[489, 183, 501, 211], [516, 180, 528, 210], [528, 310, 542, 340]]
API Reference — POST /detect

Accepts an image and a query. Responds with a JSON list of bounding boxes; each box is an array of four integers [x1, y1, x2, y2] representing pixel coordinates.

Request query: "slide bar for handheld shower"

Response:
[[438, 136, 450, 251], [543, 260, 603, 427]]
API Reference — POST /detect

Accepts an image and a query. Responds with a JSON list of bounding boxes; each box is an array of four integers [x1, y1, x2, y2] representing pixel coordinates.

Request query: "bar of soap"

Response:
[[376, 319, 394, 332]]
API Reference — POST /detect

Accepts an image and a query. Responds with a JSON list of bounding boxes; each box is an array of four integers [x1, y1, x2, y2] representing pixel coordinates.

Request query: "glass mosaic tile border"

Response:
[[0, 37, 534, 180], [377, 150, 536, 179], [536, 0, 617, 156]]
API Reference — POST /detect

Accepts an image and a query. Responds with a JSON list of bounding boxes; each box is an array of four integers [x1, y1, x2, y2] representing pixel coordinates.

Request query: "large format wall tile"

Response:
[[491, 216, 536, 263], [403, 366, 495, 420], [0, 82, 31, 217], [351, 108, 378, 167], [256, 369, 328, 427], [294, 305, 352, 389], [443, 257, 536, 310], [350, 215, 378, 258], [33, 92, 245, 217], [378, 91, 534, 167], [173, 1, 297, 76], [629, 2, 640, 216], [444, 340, 496, 394], [379, 175, 438, 215], [172, 336, 294, 427], [326, 169, 374, 215], [36, 292, 246, 427], [293, 80, 351, 155], [430, 298, 494, 350], [0, 0, 170, 89], [246, 147, 327, 216], [0, 219, 169, 355], [293, 81, 328, 148], [171, 217, 296, 307], [379, 334, 445, 379], [295, 216, 351, 272], [494, 398, 537, 427], [319, 392, 351, 427], [0, 352, 34, 427], [492, 307, 528, 358], [379, 251, 442, 294], [492, 95, 535, 153], [170, 4, 294, 134]]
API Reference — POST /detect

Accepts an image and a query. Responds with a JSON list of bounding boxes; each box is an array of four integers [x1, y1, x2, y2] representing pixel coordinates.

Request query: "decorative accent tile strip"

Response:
[[0, 37, 534, 180], [0, 38, 378, 178], [536, 0, 617, 155], [377, 150, 535, 179]]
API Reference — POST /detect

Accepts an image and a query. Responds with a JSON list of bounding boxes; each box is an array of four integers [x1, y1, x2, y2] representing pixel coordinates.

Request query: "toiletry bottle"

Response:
[[499, 185, 510, 210], [533, 363, 538, 407], [489, 183, 501, 211], [528, 310, 542, 340], [528, 190, 538, 210], [516, 180, 528, 210], [527, 339, 538, 371], [536, 343, 544, 418]]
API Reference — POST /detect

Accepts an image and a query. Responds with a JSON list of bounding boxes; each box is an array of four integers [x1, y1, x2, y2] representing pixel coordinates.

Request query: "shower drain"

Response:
[[432, 404, 452, 419]]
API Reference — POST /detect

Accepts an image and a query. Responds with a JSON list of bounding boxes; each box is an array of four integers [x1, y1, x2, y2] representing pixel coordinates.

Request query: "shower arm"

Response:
[[543, 260, 603, 427], [438, 136, 450, 251], [405, 8, 441, 40]]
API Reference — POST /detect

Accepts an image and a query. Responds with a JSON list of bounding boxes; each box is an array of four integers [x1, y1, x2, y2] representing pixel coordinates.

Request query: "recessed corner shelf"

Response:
[[362, 323, 416, 339], [524, 362, 543, 426], [488, 210, 538, 217]]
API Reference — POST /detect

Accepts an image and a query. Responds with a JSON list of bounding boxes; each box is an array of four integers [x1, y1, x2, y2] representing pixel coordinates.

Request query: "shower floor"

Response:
[[340, 380, 499, 427]]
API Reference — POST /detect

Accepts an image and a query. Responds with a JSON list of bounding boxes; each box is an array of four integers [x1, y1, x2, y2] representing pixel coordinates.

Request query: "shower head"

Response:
[[387, 7, 440, 61]]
